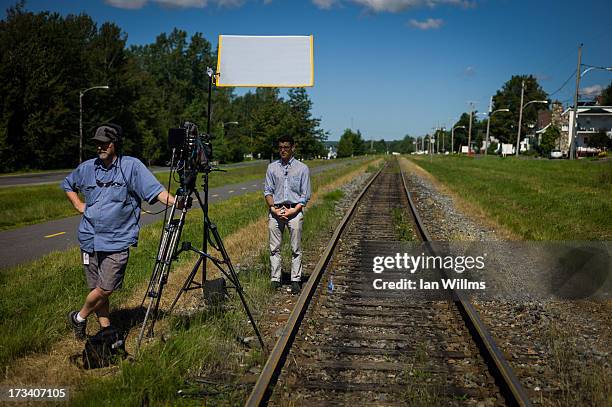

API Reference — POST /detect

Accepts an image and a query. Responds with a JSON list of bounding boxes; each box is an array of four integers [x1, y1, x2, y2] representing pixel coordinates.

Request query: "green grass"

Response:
[[545, 321, 611, 406], [0, 158, 335, 231], [0, 184, 74, 230], [0, 157, 375, 371], [392, 207, 415, 241], [0, 168, 73, 176], [409, 156, 612, 240]]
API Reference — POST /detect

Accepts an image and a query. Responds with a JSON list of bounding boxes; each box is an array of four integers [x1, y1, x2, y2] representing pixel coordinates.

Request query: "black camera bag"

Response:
[[82, 326, 126, 369]]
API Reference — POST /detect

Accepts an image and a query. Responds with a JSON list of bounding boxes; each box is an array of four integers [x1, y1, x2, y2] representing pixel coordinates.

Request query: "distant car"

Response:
[[550, 150, 563, 159]]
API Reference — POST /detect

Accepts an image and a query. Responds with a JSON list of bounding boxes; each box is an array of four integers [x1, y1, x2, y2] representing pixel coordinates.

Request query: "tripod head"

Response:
[[168, 121, 213, 193]]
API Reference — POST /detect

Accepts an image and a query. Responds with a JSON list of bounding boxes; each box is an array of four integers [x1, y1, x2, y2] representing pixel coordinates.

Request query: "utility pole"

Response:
[[442, 128, 445, 152], [570, 44, 582, 160], [515, 80, 525, 157], [79, 85, 109, 163], [485, 96, 492, 156], [467, 103, 474, 155], [431, 127, 437, 155]]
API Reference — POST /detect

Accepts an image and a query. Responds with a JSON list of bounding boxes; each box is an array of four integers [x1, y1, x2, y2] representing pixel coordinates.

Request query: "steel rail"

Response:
[[245, 163, 387, 406], [400, 165, 533, 407]]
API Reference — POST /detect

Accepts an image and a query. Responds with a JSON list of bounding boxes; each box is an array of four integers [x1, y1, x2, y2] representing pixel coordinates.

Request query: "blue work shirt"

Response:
[[263, 157, 311, 206], [61, 156, 164, 253]]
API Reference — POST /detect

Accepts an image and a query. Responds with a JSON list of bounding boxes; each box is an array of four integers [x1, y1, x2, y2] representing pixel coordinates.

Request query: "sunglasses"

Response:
[[96, 180, 123, 188], [95, 141, 112, 149]]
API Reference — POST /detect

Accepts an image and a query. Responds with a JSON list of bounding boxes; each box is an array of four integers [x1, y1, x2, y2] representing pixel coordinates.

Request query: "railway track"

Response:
[[247, 159, 532, 406]]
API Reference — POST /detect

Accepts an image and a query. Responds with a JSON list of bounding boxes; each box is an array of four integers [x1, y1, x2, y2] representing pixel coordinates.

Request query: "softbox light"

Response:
[[216, 35, 314, 87]]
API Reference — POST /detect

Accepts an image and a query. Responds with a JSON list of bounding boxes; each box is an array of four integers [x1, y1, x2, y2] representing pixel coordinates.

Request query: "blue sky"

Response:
[[4, 0, 612, 141]]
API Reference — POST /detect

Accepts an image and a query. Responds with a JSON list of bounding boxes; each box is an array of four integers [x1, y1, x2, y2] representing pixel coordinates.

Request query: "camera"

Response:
[[167, 121, 212, 189]]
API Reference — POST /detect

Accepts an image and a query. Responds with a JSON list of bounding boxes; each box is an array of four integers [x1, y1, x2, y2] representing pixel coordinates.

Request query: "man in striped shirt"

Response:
[[263, 135, 311, 294]]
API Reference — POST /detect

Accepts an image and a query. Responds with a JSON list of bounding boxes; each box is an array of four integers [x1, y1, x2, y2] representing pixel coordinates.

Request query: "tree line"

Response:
[[335, 129, 415, 157], [0, 2, 327, 171]]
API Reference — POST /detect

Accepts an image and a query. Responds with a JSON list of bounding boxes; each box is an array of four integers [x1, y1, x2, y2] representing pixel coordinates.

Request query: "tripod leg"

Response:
[[137, 267, 165, 350], [140, 215, 177, 306], [168, 255, 204, 314], [137, 213, 187, 352], [193, 189, 209, 289], [208, 223, 267, 352]]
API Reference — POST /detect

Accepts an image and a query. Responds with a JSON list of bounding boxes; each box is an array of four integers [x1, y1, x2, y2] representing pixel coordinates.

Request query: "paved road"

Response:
[[0, 160, 267, 188], [0, 160, 356, 269]]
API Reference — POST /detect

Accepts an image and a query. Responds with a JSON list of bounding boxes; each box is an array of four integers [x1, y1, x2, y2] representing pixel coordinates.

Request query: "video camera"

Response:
[[167, 121, 213, 190]]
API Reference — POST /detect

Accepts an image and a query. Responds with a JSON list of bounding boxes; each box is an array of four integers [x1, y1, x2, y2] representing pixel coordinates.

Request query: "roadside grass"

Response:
[[409, 155, 612, 240], [0, 158, 338, 231], [0, 184, 72, 230], [0, 168, 73, 176], [544, 321, 611, 406], [71, 187, 351, 406], [0, 157, 376, 371]]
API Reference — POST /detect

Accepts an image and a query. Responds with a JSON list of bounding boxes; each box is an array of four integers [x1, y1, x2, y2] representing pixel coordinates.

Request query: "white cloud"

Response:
[[354, 0, 424, 13], [408, 17, 443, 29], [215, 0, 246, 6], [154, 0, 207, 7], [312, 0, 338, 9], [580, 84, 603, 98], [312, 0, 475, 12], [104, 0, 148, 9], [106, 0, 247, 9], [463, 65, 475, 76]]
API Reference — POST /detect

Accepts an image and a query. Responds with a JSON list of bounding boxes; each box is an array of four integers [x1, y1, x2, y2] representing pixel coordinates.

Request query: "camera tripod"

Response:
[[136, 167, 266, 352]]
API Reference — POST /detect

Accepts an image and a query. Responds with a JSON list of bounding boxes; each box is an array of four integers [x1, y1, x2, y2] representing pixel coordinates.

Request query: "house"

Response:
[[561, 104, 612, 155], [536, 101, 566, 150]]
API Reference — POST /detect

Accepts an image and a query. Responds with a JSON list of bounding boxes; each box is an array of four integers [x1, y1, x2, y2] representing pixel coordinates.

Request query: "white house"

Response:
[[562, 105, 612, 154]]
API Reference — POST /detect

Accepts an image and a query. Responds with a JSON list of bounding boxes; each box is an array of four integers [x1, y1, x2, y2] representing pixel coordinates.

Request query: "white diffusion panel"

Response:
[[216, 35, 314, 87]]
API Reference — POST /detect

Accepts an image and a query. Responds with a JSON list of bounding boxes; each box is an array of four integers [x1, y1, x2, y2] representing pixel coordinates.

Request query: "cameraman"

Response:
[[62, 124, 179, 340], [264, 135, 311, 295]]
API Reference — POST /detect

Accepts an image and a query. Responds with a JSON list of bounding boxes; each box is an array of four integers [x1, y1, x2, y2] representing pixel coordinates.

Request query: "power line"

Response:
[[581, 63, 612, 70], [547, 70, 576, 98]]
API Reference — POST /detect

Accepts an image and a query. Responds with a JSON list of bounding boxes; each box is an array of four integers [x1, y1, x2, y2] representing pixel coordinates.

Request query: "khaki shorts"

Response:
[[82, 250, 129, 291]]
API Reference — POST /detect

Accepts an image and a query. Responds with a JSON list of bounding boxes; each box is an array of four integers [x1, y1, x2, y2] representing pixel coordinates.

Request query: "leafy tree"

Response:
[[600, 81, 612, 105], [248, 88, 289, 161], [539, 125, 560, 155], [337, 129, 355, 157], [286, 88, 326, 159], [589, 130, 611, 150], [387, 135, 416, 153], [0, 3, 138, 170], [372, 139, 387, 154], [490, 75, 548, 144], [352, 130, 365, 155], [451, 112, 484, 150]]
